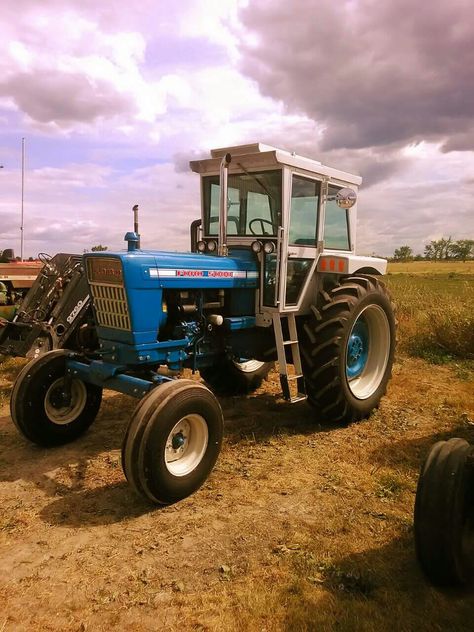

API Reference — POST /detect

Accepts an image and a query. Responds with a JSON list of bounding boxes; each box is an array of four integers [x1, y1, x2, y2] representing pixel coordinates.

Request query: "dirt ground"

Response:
[[1, 356, 474, 632]]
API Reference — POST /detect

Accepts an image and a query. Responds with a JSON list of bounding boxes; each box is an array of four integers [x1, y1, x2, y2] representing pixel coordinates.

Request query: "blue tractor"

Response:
[[10, 143, 396, 505]]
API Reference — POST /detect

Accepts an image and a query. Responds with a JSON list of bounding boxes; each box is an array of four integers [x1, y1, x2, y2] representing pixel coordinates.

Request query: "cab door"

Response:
[[279, 173, 323, 311]]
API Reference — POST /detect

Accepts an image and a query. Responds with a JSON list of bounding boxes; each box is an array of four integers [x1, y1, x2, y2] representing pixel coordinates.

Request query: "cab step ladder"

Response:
[[272, 313, 307, 403]]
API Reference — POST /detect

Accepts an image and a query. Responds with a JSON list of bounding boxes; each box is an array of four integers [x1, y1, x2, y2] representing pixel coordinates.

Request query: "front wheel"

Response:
[[300, 275, 396, 424], [10, 350, 102, 446], [122, 379, 224, 505], [414, 438, 474, 586]]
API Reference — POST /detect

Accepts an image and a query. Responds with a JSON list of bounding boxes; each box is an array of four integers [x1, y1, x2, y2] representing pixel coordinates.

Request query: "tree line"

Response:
[[392, 238, 474, 262]]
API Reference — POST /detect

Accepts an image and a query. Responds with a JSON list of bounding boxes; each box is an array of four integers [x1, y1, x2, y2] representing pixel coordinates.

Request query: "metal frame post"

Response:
[[218, 153, 231, 257]]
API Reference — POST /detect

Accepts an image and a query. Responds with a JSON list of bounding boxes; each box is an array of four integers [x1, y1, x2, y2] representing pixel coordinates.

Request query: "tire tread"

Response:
[[300, 274, 396, 424]]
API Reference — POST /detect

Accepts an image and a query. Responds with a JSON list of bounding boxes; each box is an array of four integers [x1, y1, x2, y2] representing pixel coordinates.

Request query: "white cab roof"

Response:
[[190, 143, 362, 186]]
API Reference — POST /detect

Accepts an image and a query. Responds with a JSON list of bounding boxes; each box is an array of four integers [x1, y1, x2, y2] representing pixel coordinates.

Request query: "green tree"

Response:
[[393, 245, 413, 261], [439, 236, 453, 260], [424, 238, 451, 260], [424, 243, 435, 260], [451, 239, 474, 261], [91, 244, 108, 252]]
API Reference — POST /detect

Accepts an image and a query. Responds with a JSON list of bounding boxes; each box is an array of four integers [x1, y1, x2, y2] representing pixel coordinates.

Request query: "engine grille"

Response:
[[90, 283, 131, 330]]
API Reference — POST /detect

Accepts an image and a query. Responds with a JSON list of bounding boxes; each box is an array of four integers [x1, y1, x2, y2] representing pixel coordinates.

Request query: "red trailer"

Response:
[[0, 249, 42, 321]]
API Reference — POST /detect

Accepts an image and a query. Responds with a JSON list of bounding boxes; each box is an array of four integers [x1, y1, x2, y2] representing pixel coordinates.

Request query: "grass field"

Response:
[[0, 262, 473, 631], [385, 262, 474, 361], [388, 260, 474, 274]]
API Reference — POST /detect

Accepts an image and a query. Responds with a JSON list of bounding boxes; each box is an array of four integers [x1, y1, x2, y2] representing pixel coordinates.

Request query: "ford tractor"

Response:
[[10, 143, 396, 505]]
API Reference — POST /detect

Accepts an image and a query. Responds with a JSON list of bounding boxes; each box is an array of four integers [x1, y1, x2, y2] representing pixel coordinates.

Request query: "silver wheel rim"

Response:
[[346, 304, 390, 400], [165, 414, 209, 477], [44, 378, 87, 425], [232, 359, 265, 373]]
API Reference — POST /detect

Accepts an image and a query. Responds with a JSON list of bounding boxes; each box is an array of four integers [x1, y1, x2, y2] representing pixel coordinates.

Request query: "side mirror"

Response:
[[335, 188, 357, 209]]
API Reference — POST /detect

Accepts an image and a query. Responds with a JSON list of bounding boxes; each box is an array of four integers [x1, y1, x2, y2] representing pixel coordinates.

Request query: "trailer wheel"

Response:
[[10, 350, 102, 447], [200, 358, 273, 395], [414, 438, 474, 586], [122, 379, 223, 505], [300, 275, 396, 424]]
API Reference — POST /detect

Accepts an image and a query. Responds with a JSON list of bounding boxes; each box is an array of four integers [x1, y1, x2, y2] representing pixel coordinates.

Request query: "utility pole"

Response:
[[20, 137, 25, 261]]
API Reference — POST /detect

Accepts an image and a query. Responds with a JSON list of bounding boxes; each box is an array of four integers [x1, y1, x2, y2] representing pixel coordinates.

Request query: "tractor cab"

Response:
[[190, 143, 362, 315]]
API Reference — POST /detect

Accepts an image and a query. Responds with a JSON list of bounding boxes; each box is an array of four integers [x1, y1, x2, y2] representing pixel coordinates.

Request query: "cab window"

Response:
[[289, 175, 320, 246], [203, 170, 282, 237], [324, 185, 351, 250]]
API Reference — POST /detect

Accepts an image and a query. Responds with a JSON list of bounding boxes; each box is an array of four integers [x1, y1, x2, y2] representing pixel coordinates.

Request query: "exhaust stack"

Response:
[[132, 204, 140, 249], [218, 153, 231, 257], [124, 204, 140, 251]]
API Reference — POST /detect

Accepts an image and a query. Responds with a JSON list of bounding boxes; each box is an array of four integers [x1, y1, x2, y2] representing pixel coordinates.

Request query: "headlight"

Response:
[[207, 240, 217, 252], [197, 240, 206, 252], [251, 240, 263, 253], [263, 241, 275, 254]]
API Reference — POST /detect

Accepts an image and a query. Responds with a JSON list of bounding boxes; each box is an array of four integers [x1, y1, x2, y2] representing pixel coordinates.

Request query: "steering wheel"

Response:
[[248, 218, 275, 236]]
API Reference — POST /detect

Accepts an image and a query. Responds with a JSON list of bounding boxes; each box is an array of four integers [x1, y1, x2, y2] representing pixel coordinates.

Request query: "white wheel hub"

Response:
[[232, 359, 265, 373], [44, 378, 87, 425], [346, 304, 391, 400], [165, 414, 209, 477]]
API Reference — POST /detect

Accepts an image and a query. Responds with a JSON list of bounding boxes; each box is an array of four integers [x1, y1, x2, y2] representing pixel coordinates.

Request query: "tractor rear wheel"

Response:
[[122, 379, 224, 505], [414, 438, 474, 586], [300, 275, 396, 424], [200, 357, 273, 395], [10, 350, 102, 446]]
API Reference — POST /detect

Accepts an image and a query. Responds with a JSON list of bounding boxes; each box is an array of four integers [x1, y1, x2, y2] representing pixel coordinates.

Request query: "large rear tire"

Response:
[[122, 379, 224, 505], [10, 350, 102, 446], [414, 438, 474, 586], [300, 275, 396, 424], [200, 357, 273, 396]]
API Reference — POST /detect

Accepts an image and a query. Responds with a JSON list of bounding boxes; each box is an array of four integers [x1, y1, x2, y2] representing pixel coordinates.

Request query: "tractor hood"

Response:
[[83, 248, 259, 347], [84, 248, 258, 291]]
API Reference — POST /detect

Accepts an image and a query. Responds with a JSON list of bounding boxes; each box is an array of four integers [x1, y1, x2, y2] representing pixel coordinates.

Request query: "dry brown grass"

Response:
[[385, 271, 474, 361], [0, 356, 27, 408], [388, 260, 474, 274], [0, 355, 473, 631]]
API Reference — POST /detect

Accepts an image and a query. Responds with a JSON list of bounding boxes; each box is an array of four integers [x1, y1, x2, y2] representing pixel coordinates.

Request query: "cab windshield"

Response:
[[203, 169, 282, 237]]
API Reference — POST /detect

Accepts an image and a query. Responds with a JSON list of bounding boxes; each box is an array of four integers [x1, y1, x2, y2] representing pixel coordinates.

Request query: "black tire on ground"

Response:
[[200, 358, 273, 395], [122, 379, 224, 505], [300, 274, 396, 424], [414, 438, 474, 586], [10, 350, 102, 447]]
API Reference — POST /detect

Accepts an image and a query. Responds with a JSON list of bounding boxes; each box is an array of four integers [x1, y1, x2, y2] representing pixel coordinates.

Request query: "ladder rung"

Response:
[[290, 394, 307, 403], [272, 312, 305, 403]]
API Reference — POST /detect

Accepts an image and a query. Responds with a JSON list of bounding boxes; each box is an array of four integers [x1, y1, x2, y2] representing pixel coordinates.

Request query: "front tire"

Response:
[[414, 438, 474, 586], [200, 357, 273, 395], [122, 379, 224, 505], [300, 275, 396, 424], [10, 350, 102, 446]]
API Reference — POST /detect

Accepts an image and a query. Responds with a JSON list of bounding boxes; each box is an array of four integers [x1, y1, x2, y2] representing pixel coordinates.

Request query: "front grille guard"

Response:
[[89, 283, 131, 331]]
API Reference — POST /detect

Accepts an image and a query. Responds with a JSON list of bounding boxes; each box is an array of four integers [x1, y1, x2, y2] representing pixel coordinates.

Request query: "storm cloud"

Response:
[[239, 0, 474, 152], [0, 72, 134, 126]]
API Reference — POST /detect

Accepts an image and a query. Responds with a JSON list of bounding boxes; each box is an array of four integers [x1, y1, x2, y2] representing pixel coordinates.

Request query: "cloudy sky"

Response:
[[1, 0, 473, 258]]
